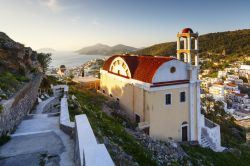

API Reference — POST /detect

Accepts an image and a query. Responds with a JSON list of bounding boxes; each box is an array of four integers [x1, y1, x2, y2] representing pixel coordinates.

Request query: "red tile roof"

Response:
[[232, 92, 246, 97], [226, 83, 237, 87], [102, 54, 175, 83], [213, 82, 224, 86], [182, 28, 193, 33]]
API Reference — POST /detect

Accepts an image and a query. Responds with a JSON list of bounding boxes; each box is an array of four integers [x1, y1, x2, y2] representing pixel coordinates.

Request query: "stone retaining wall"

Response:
[[60, 96, 75, 137], [75, 115, 114, 166], [56, 85, 113, 166], [0, 74, 43, 136], [246, 132, 250, 144]]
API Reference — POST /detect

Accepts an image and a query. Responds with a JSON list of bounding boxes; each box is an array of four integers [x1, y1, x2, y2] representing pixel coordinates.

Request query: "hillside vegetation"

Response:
[[0, 32, 51, 99], [135, 29, 250, 58]]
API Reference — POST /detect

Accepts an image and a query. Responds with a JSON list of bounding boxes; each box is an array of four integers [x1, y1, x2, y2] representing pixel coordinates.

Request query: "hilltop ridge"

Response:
[[135, 29, 250, 58], [76, 43, 137, 55]]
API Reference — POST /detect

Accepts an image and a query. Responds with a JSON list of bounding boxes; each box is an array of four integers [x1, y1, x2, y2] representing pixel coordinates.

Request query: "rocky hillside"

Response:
[[76, 43, 137, 55], [135, 29, 250, 58], [0, 32, 44, 99]]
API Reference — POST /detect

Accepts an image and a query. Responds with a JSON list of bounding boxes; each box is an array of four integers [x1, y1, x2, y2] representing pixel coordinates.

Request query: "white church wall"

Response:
[[152, 60, 188, 83]]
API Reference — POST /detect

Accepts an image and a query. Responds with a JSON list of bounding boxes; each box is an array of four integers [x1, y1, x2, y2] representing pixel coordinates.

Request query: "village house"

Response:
[[224, 67, 239, 74], [99, 28, 223, 151], [226, 92, 250, 111], [240, 65, 250, 74], [224, 82, 239, 92], [208, 82, 225, 100]]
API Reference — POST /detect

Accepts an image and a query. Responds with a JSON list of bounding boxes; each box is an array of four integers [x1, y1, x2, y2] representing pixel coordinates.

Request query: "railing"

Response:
[[201, 115, 222, 151], [204, 118, 217, 128], [75, 115, 114, 166], [60, 97, 75, 136], [56, 85, 114, 166]]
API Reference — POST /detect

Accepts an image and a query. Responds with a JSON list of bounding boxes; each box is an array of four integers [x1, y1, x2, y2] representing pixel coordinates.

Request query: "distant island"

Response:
[[76, 43, 137, 55]]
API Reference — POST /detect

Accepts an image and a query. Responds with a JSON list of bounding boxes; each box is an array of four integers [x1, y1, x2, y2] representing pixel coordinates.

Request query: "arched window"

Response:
[[182, 121, 188, 125], [109, 57, 131, 78]]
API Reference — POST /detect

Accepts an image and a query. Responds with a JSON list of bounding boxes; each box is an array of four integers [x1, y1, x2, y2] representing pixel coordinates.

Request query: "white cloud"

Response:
[[39, 0, 63, 12]]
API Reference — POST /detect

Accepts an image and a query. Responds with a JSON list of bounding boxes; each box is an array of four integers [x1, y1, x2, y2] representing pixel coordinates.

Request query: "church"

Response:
[[100, 28, 223, 151]]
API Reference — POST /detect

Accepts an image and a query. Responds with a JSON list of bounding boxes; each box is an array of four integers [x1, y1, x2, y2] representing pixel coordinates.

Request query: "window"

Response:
[[180, 92, 186, 102], [170, 66, 176, 73], [122, 63, 126, 68], [165, 94, 171, 105]]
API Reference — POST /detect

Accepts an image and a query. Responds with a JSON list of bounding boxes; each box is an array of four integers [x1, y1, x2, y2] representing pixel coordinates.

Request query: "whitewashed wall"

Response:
[[152, 60, 188, 83]]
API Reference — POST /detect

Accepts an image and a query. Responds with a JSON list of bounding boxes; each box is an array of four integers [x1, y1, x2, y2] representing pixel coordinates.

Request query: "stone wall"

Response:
[[60, 96, 75, 137], [0, 74, 43, 136], [74, 115, 114, 166], [246, 132, 250, 144]]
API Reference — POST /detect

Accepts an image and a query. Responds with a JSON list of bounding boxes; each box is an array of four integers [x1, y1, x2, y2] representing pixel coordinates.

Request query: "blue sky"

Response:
[[0, 0, 249, 51]]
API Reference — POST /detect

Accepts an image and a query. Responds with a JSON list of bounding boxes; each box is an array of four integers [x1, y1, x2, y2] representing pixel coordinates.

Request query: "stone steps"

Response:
[[201, 135, 216, 150], [25, 112, 60, 119]]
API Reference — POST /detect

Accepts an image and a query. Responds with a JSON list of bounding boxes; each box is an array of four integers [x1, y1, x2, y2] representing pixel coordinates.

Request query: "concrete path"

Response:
[[0, 97, 75, 166], [34, 97, 57, 114]]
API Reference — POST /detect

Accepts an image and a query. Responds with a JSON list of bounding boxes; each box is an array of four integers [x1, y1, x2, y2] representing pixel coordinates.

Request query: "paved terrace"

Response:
[[0, 97, 75, 166], [0, 85, 114, 166]]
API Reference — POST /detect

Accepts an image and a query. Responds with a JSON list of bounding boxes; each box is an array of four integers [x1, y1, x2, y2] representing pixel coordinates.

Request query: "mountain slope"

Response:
[[76, 43, 110, 55], [76, 43, 137, 55], [0, 32, 44, 98], [135, 29, 250, 57]]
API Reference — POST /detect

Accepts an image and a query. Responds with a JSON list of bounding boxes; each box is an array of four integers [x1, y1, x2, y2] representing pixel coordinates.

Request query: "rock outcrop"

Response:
[[0, 32, 42, 75]]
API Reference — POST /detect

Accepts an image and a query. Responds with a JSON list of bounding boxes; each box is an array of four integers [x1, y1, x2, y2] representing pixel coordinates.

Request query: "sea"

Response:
[[50, 51, 107, 68]]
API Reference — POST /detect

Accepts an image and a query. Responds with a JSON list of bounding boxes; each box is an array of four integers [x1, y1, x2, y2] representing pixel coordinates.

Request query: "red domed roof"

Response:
[[102, 55, 175, 83], [182, 28, 193, 33]]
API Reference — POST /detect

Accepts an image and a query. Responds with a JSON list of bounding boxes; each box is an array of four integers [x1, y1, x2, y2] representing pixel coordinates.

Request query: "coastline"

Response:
[[50, 51, 108, 68]]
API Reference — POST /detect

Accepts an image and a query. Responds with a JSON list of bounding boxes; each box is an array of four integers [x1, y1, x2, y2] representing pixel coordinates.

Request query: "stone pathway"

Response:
[[0, 97, 75, 166]]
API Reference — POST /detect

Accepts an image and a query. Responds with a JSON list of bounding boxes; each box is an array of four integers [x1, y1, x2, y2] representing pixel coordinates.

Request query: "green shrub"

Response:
[[0, 104, 3, 113], [0, 71, 19, 90], [0, 134, 10, 146], [16, 75, 30, 82], [0, 71, 30, 95], [69, 86, 157, 165]]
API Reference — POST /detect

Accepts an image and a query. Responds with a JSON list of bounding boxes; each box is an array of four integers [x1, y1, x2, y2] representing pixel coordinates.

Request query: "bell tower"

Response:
[[177, 28, 201, 142], [177, 28, 199, 67]]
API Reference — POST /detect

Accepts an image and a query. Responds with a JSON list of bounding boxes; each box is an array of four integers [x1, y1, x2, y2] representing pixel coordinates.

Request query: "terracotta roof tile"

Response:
[[102, 54, 175, 83]]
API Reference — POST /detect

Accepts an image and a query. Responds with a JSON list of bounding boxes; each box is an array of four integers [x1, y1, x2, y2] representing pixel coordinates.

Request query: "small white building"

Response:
[[234, 79, 244, 85], [240, 65, 250, 74], [209, 83, 225, 100], [227, 75, 239, 81], [225, 67, 239, 73], [225, 83, 238, 92]]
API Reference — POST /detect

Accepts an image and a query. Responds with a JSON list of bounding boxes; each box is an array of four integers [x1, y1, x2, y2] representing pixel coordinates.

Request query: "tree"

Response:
[[60, 65, 66, 73], [37, 53, 52, 73]]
